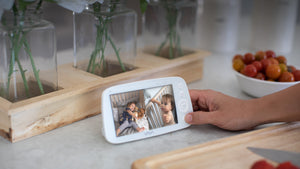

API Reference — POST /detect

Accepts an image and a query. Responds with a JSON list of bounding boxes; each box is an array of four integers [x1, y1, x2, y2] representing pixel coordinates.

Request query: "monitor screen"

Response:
[[109, 85, 178, 137]]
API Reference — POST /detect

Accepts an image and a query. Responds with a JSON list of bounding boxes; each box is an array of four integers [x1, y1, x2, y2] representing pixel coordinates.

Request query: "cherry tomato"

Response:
[[251, 160, 275, 169], [276, 161, 299, 169], [279, 63, 288, 73], [287, 65, 296, 72], [276, 55, 287, 64], [240, 67, 245, 75], [252, 61, 263, 72], [266, 64, 281, 80], [232, 54, 243, 62], [233, 58, 244, 72], [244, 53, 255, 64], [268, 58, 279, 65], [292, 70, 300, 81], [255, 50, 266, 61], [255, 72, 266, 80], [279, 72, 295, 82], [261, 59, 271, 71], [265, 50, 276, 58], [232, 51, 298, 83], [243, 64, 257, 77]]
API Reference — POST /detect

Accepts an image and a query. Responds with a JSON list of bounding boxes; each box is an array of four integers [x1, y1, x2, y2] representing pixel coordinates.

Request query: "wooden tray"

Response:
[[0, 50, 209, 143], [132, 122, 300, 169]]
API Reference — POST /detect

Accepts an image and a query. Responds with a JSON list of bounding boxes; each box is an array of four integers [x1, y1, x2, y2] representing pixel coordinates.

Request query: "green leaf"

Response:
[[140, 0, 148, 14]]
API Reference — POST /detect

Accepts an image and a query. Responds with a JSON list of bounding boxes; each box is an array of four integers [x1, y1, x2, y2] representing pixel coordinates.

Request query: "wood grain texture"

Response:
[[0, 50, 209, 142], [132, 122, 300, 169]]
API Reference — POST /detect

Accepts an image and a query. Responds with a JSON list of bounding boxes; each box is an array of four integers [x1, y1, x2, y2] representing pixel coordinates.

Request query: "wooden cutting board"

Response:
[[132, 122, 300, 169]]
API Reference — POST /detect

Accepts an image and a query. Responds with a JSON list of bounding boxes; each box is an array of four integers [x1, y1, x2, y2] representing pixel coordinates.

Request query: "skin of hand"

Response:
[[151, 98, 160, 105], [127, 110, 138, 119], [185, 84, 300, 131], [185, 89, 256, 130], [163, 113, 171, 124]]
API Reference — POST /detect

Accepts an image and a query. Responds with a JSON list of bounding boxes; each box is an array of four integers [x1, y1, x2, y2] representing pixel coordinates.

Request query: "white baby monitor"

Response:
[[101, 77, 192, 144]]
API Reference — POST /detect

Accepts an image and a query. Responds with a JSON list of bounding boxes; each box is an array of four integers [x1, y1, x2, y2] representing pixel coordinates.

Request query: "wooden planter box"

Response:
[[0, 49, 210, 143]]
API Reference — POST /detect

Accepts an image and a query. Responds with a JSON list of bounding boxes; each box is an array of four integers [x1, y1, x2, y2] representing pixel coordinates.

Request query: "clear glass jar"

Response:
[[197, 0, 241, 53], [251, 0, 298, 54], [142, 0, 198, 59], [73, 1, 137, 77], [0, 8, 57, 102]]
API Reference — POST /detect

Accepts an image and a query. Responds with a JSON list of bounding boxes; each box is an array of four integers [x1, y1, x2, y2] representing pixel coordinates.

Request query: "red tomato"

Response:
[[261, 59, 272, 71], [232, 51, 298, 83], [255, 72, 266, 80], [244, 53, 255, 64], [255, 50, 266, 61], [268, 58, 279, 65], [279, 72, 295, 82], [287, 65, 296, 73], [266, 64, 281, 80], [292, 70, 300, 81], [266, 50, 276, 58], [252, 61, 263, 72], [243, 64, 258, 77], [251, 160, 275, 169], [232, 54, 243, 62], [276, 56, 287, 64], [276, 161, 300, 169]]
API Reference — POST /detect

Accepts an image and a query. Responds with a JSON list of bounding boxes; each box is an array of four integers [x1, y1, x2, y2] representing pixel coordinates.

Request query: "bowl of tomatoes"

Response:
[[232, 50, 300, 97]]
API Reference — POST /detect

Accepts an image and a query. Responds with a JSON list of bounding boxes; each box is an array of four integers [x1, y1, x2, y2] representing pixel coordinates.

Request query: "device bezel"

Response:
[[101, 77, 192, 144]]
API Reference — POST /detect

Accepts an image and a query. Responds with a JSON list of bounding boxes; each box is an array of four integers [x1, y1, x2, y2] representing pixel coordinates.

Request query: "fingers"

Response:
[[189, 89, 213, 111], [185, 111, 214, 125]]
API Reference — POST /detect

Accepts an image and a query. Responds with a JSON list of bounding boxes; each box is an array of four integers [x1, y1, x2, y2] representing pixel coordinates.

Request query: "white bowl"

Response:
[[234, 70, 300, 97]]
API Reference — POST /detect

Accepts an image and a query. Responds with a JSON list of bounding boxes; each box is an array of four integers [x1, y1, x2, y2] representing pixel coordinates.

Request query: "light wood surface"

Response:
[[0, 50, 209, 142], [132, 122, 300, 169]]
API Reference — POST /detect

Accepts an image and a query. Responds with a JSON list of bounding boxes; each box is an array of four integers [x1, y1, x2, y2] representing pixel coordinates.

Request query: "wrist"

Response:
[[249, 96, 283, 125], [247, 98, 272, 127]]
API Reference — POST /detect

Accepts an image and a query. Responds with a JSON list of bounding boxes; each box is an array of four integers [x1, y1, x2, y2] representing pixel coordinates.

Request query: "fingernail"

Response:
[[186, 114, 192, 123]]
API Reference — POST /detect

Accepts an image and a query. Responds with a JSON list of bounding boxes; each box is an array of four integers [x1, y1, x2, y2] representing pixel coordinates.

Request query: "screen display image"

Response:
[[109, 85, 178, 137]]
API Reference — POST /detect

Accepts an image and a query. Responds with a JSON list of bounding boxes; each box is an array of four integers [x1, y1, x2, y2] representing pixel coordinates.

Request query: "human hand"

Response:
[[185, 89, 259, 131], [163, 114, 171, 124], [151, 98, 159, 105]]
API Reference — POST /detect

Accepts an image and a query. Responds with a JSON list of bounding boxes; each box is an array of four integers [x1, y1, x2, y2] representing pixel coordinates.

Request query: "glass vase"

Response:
[[251, 0, 298, 54], [73, 1, 137, 77], [142, 0, 198, 59], [0, 9, 57, 102], [197, 0, 241, 53]]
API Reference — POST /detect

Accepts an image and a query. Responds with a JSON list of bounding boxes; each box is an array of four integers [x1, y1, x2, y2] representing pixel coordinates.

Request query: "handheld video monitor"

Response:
[[101, 77, 192, 144]]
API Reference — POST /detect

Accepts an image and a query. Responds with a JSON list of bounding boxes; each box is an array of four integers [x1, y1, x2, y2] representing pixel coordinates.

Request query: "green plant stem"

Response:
[[6, 43, 16, 97], [100, 20, 108, 71], [2, 0, 50, 100], [155, 33, 169, 56], [15, 32, 30, 97], [156, 5, 183, 59], [176, 33, 183, 56], [23, 38, 44, 95], [16, 57, 30, 96], [87, 19, 107, 73], [87, 15, 125, 74], [108, 36, 125, 72], [7, 30, 31, 98], [169, 26, 174, 59]]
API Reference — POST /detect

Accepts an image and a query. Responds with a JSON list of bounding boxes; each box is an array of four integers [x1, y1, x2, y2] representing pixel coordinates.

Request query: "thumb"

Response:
[[185, 111, 214, 125]]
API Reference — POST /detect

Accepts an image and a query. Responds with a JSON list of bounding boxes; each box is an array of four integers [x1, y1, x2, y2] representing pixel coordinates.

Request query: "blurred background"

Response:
[[42, 0, 300, 55]]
